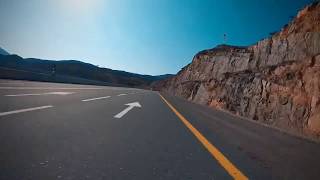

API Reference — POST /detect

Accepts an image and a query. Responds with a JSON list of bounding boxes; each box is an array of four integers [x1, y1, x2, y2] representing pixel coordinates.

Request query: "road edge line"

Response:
[[158, 93, 248, 180]]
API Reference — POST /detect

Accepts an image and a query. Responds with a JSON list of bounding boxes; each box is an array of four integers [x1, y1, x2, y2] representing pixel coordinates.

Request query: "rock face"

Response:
[[154, 2, 320, 136]]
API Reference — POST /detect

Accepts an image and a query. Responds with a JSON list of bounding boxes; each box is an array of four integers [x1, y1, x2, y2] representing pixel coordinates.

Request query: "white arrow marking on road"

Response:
[[114, 102, 141, 118], [5, 92, 74, 97]]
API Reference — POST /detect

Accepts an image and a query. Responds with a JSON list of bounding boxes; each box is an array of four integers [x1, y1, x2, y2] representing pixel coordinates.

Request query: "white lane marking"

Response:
[[0, 105, 53, 116], [117, 94, 127, 96], [0, 87, 108, 90], [5, 92, 74, 97], [48, 92, 74, 95], [82, 96, 111, 102], [0, 82, 24, 85], [114, 102, 141, 119]]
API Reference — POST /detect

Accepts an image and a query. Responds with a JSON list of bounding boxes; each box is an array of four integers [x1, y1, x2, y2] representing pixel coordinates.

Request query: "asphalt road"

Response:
[[0, 79, 319, 180]]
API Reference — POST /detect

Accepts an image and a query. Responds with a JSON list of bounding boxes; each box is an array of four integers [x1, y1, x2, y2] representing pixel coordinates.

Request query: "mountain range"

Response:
[[0, 47, 10, 56], [0, 53, 172, 87]]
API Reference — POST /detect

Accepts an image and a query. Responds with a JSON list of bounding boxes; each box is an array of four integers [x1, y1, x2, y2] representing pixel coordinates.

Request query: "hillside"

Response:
[[153, 2, 320, 137], [0, 47, 9, 55], [0, 54, 172, 87]]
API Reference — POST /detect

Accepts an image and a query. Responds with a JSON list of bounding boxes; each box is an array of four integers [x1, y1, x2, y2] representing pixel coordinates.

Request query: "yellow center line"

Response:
[[158, 93, 248, 180]]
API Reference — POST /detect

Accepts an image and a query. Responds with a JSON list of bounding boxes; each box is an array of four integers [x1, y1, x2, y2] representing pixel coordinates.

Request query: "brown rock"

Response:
[[153, 2, 320, 136]]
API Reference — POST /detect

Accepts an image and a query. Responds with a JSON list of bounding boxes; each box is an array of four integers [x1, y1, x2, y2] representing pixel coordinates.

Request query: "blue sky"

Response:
[[0, 0, 313, 75]]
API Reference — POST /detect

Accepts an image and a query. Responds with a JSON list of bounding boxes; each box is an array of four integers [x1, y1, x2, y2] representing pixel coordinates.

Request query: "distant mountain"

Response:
[[0, 47, 10, 55], [152, 74, 174, 80], [0, 54, 172, 88]]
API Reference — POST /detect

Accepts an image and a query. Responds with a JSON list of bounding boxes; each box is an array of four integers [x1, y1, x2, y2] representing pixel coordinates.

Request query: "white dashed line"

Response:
[[117, 94, 127, 96], [0, 87, 108, 90], [0, 106, 53, 116], [5, 92, 74, 97], [0, 82, 24, 85], [82, 96, 111, 102]]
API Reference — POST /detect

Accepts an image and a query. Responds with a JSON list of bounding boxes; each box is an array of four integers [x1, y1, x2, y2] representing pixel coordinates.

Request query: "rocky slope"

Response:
[[154, 2, 320, 137]]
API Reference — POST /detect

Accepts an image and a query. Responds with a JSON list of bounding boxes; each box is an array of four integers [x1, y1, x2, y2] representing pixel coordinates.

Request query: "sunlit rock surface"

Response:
[[153, 2, 320, 137]]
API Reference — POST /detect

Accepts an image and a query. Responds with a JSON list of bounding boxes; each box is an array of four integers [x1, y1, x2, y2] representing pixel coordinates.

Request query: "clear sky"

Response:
[[0, 0, 313, 75]]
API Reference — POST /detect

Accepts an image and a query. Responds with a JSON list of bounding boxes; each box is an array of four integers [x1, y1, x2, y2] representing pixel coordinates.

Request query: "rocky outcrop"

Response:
[[154, 2, 320, 136]]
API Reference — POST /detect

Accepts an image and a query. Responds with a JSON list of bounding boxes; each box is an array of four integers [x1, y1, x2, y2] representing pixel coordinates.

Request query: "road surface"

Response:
[[0, 79, 319, 180]]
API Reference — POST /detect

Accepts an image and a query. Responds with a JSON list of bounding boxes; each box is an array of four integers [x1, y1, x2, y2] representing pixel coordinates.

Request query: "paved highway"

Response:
[[0, 79, 319, 180]]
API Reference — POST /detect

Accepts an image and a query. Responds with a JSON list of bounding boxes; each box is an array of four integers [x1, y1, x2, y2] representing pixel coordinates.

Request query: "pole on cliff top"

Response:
[[223, 33, 227, 44]]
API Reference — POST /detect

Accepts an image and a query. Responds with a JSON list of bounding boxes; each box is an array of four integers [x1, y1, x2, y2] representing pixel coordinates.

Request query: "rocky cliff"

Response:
[[154, 2, 320, 137]]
